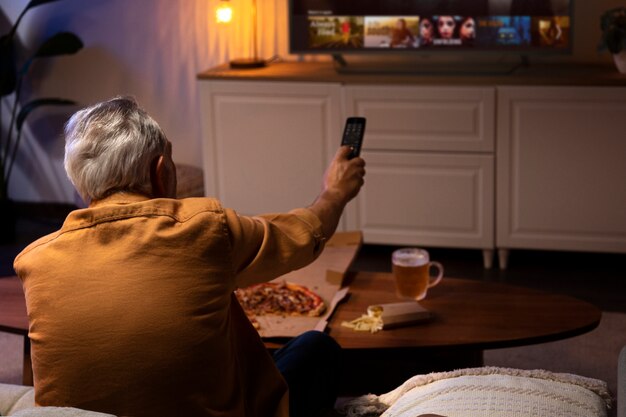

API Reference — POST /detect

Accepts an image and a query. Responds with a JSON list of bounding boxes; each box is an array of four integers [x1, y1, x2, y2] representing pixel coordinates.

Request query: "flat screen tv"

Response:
[[289, 0, 573, 55]]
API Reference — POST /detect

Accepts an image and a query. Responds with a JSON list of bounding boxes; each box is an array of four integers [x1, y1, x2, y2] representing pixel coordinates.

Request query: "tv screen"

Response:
[[289, 0, 572, 54]]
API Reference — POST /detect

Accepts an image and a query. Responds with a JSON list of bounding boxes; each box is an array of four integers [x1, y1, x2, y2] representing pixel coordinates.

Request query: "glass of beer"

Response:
[[392, 248, 444, 301]]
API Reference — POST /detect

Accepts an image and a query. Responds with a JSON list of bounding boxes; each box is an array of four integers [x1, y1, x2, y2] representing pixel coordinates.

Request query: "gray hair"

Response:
[[64, 96, 168, 202]]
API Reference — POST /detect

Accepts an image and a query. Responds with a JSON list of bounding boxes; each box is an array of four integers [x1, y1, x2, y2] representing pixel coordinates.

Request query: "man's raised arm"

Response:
[[228, 146, 365, 288]]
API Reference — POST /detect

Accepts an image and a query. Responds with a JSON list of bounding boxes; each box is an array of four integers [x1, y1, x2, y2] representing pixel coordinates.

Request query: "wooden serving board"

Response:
[[255, 231, 362, 338]]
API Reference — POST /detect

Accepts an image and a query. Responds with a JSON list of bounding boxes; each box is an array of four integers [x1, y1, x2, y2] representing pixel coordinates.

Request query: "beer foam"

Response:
[[392, 249, 429, 267]]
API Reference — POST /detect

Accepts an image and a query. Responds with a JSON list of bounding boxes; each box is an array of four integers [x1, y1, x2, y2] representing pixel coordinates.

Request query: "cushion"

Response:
[[0, 384, 34, 416], [10, 407, 115, 417], [0, 383, 115, 416], [341, 367, 612, 417]]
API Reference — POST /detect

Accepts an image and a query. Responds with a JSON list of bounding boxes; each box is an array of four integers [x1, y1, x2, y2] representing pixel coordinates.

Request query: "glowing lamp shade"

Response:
[[216, 1, 232, 23], [215, 0, 266, 69]]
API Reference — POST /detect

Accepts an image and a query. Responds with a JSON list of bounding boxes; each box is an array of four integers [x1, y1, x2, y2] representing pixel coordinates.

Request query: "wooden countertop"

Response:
[[198, 60, 626, 86]]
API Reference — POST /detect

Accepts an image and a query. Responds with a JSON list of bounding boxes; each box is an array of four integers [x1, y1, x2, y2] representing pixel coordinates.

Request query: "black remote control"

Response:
[[341, 117, 366, 159]]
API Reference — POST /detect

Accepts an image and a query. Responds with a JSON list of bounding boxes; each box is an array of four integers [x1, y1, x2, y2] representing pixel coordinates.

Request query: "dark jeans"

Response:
[[273, 331, 342, 417]]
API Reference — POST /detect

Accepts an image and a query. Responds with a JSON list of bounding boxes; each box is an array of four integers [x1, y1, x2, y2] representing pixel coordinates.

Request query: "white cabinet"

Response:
[[199, 81, 342, 215], [198, 63, 626, 269], [343, 86, 496, 264], [497, 87, 626, 260], [344, 86, 495, 152], [346, 151, 494, 249], [199, 81, 496, 261]]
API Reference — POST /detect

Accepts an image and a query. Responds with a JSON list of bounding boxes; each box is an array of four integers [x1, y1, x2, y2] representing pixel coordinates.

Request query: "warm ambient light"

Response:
[[216, 1, 232, 23], [218, 0, 266, 69]]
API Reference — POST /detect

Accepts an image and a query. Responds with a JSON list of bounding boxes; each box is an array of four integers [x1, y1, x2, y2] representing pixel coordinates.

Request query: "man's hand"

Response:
[[322, 146, 366, 206], [309, 146, 366, 240]]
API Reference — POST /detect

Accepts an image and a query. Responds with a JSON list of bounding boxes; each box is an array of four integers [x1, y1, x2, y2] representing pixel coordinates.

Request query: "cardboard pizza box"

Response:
[[254, 231, 362, 338], [370, 302, 433, 329]]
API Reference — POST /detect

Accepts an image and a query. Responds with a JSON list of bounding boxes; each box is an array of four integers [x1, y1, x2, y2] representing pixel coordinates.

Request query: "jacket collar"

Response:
[[89, 192, 152, 208]]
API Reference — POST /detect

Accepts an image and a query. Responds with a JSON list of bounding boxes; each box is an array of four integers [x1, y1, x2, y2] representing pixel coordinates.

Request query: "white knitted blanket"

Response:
[[340, 367, 612, 417]]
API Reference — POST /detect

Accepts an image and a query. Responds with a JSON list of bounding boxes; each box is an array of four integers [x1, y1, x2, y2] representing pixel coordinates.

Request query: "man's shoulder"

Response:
[[14, 197, 227, 269], [14, 230, 64, 270]]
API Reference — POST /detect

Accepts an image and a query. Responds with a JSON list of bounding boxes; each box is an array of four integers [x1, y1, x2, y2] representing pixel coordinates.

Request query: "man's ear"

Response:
[[150, 155, 168, 198]]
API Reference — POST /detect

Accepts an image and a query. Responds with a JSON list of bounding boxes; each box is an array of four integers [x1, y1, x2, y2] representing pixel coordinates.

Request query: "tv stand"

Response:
[[520, 54, 531, 68], [197, 62, 626, 269], [331, 54, 531, 76], [332, 54, 348, 68]]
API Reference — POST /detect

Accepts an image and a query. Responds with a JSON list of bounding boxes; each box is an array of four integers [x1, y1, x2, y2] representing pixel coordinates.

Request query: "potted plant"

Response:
[[599, 7, 626, 73], [1, 0, 81, 243]]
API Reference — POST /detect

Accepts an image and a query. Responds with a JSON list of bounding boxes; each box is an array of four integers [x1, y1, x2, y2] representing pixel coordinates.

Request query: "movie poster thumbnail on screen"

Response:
[[363, 17, 420, 48], [476, 16, 531, 47], [532, 16, 570, 48], [308, 16, 364, 49]]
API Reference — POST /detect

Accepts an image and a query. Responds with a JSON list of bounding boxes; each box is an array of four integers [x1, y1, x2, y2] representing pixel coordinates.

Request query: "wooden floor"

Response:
[[2, 204, 626, 313]]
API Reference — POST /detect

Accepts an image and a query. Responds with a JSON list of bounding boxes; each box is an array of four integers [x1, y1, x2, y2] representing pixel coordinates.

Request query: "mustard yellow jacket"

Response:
[[14, 193, 326, 417]]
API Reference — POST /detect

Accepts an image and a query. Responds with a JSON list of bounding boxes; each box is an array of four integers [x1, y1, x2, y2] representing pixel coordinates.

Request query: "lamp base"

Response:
[[229, 58, 267, 69]]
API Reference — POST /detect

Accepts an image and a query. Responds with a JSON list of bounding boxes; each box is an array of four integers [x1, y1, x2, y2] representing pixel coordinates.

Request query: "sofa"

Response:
[[1, 346, 625, 417], [0, 383, 112, 416]]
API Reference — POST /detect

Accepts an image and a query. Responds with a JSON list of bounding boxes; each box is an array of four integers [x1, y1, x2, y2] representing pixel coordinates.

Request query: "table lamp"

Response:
[[215, 0, 232, 23], [216, 0, 266, 69]]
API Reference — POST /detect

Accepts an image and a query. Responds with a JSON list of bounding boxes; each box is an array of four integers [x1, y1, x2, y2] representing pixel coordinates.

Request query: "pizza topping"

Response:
[[235, 281, 326, 328]]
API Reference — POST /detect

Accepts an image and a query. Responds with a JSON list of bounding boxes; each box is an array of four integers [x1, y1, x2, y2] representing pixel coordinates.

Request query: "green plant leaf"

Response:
[[19, 32, 83, 75], [16, 98, 77, 131], [27, 0, 64, 8], [0, 35, 17, 96], [5, 98, 77, 187], [35, 32, 83, 58], [599, 7, 626, 54]]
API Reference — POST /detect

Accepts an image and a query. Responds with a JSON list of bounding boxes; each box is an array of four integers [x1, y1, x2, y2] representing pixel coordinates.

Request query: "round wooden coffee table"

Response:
[[330, 271, 601, 349], [325, 272, 601, 394], [0, 273, 601, 392]]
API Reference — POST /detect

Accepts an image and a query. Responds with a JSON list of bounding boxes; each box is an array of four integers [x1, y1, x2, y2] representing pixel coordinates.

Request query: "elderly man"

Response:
[[14, 97, 366, 417]]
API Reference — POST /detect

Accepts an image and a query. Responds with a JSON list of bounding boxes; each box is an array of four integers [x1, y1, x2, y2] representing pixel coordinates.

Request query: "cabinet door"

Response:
[[346, 151, 494, 249], [199, 81, 342, 216], [344, 86, 495, 153], [497, 87, 626, 253]]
